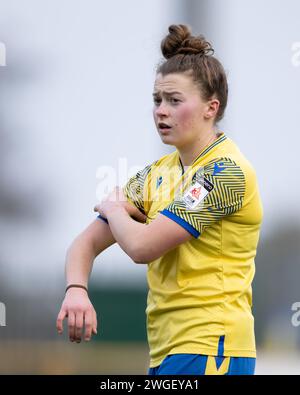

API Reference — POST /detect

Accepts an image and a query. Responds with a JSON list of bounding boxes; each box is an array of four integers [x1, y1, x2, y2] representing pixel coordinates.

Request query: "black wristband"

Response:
[[65, 284, 88, 294]]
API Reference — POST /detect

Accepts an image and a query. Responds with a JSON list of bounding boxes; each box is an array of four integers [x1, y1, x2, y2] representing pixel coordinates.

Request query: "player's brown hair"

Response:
[[157, 24, 228, 124]]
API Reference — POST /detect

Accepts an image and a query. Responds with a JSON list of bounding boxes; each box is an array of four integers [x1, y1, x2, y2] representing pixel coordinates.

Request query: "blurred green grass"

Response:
[[0, 340, 149, 374], [1, 341, 300, 374]]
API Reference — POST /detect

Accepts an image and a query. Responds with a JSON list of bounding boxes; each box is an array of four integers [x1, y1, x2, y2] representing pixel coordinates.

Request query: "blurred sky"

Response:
[[0, 0, 299, 291]]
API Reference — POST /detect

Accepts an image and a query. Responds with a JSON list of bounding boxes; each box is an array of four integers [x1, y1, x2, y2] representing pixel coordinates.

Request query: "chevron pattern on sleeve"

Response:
[[123, 163, 153, 213], [165, 158, 246, 235]]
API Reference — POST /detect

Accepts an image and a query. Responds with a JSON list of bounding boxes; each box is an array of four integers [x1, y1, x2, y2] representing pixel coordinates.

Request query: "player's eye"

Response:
[[153, 97, 180, 105]]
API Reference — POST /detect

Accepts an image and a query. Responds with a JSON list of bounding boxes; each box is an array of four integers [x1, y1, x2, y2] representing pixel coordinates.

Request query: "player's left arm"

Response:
[[93, 188, 192, 263], [94, 158, 246, 263]]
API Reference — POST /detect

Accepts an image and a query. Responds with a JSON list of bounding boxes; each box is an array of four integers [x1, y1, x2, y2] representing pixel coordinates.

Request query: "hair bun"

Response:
[[161, 24, 214, 59]]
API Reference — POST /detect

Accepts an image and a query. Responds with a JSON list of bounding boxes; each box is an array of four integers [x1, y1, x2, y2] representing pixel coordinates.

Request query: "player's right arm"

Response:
[[56, 161, 151, 343], [56, 203, 147, 343], [56, 218, 116, 343]]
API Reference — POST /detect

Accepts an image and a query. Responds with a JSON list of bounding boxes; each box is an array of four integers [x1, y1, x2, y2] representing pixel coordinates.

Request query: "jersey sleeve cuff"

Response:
[[160, 209, 200, 238], [96, 214, 109, 224]]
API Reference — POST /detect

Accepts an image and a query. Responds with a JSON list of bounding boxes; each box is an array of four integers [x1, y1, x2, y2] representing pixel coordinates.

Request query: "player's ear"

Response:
[[204, 98, 220, 120]]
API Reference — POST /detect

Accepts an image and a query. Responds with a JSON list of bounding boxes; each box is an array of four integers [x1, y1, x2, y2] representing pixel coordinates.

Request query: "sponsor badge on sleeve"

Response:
[[182, 177, 214, 209]]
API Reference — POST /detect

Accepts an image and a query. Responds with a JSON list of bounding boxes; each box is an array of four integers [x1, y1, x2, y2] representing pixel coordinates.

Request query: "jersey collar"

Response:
[[177, 131, 227, 174]]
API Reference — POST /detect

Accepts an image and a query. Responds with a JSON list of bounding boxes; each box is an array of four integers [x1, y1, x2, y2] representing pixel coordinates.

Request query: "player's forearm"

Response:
[[105, 206, 148, 263], [65, 220, 116, 287], [65, 238, 97, 287]]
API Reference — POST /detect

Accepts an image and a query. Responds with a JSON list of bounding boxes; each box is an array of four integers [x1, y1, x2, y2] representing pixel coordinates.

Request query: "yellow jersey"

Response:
[[123, 131, 263, 368]]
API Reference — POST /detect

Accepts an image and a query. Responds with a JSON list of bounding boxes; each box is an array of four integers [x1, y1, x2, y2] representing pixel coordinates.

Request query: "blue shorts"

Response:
[[148, 354, 256, 375]]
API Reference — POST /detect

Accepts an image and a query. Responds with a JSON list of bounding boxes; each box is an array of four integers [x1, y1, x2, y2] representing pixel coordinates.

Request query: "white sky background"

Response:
[[215, 0, 300, 228], [0, 0, 299, 293], [0, 0, 182, 293]]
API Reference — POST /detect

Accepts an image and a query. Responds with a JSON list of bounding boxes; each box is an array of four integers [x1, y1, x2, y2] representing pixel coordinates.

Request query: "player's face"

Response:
[[152, 72, 214, 148]]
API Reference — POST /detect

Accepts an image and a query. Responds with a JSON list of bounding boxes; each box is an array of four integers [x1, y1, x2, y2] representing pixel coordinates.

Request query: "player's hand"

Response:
[[56, 288, 97, 343], [94, 186, 147, 223], [121, 201, 147, 223]]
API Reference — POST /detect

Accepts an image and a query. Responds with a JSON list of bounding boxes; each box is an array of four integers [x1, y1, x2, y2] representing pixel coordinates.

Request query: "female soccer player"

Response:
[[56, 24, 263, 375]]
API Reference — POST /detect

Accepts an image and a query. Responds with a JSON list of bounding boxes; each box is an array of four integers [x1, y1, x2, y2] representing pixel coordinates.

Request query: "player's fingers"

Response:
[[92, 309, 98, 335], [124, 202, 147, 223], [84, 310, 93, 341], [93, 204, 100, 213], [68, 311, 76, 342], [56, 308, 67, 334], [75, 312, 84, 343], [133, 209, 147, 223]]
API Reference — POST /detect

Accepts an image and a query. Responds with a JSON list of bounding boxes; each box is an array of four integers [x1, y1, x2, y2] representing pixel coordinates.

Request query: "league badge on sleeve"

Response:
[[183, 177, 214, 209]]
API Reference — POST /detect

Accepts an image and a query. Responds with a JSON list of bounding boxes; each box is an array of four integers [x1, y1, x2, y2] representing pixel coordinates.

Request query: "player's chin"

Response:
[[159, 134, 177, 145]]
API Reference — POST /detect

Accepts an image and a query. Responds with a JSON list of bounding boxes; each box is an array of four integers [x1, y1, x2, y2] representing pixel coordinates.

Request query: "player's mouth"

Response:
[[158, 122, 172, 132]]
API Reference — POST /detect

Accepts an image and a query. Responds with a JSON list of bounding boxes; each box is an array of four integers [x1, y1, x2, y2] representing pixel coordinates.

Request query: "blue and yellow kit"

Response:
[[122, 131, 263, 369]]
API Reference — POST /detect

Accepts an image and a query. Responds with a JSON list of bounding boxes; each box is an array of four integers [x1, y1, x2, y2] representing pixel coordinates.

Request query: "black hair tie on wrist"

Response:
[[65, 284, 88, 294]]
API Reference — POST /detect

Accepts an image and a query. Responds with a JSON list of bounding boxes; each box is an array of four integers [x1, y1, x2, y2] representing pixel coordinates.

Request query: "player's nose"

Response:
[[155, 102, 170, 117]]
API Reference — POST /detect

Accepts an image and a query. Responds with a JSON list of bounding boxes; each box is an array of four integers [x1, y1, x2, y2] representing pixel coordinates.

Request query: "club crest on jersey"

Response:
[[183, 177, 214, 209]]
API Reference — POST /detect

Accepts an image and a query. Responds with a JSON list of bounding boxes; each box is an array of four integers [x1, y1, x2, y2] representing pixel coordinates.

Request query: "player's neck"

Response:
[[177, 130, 219, 167]]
